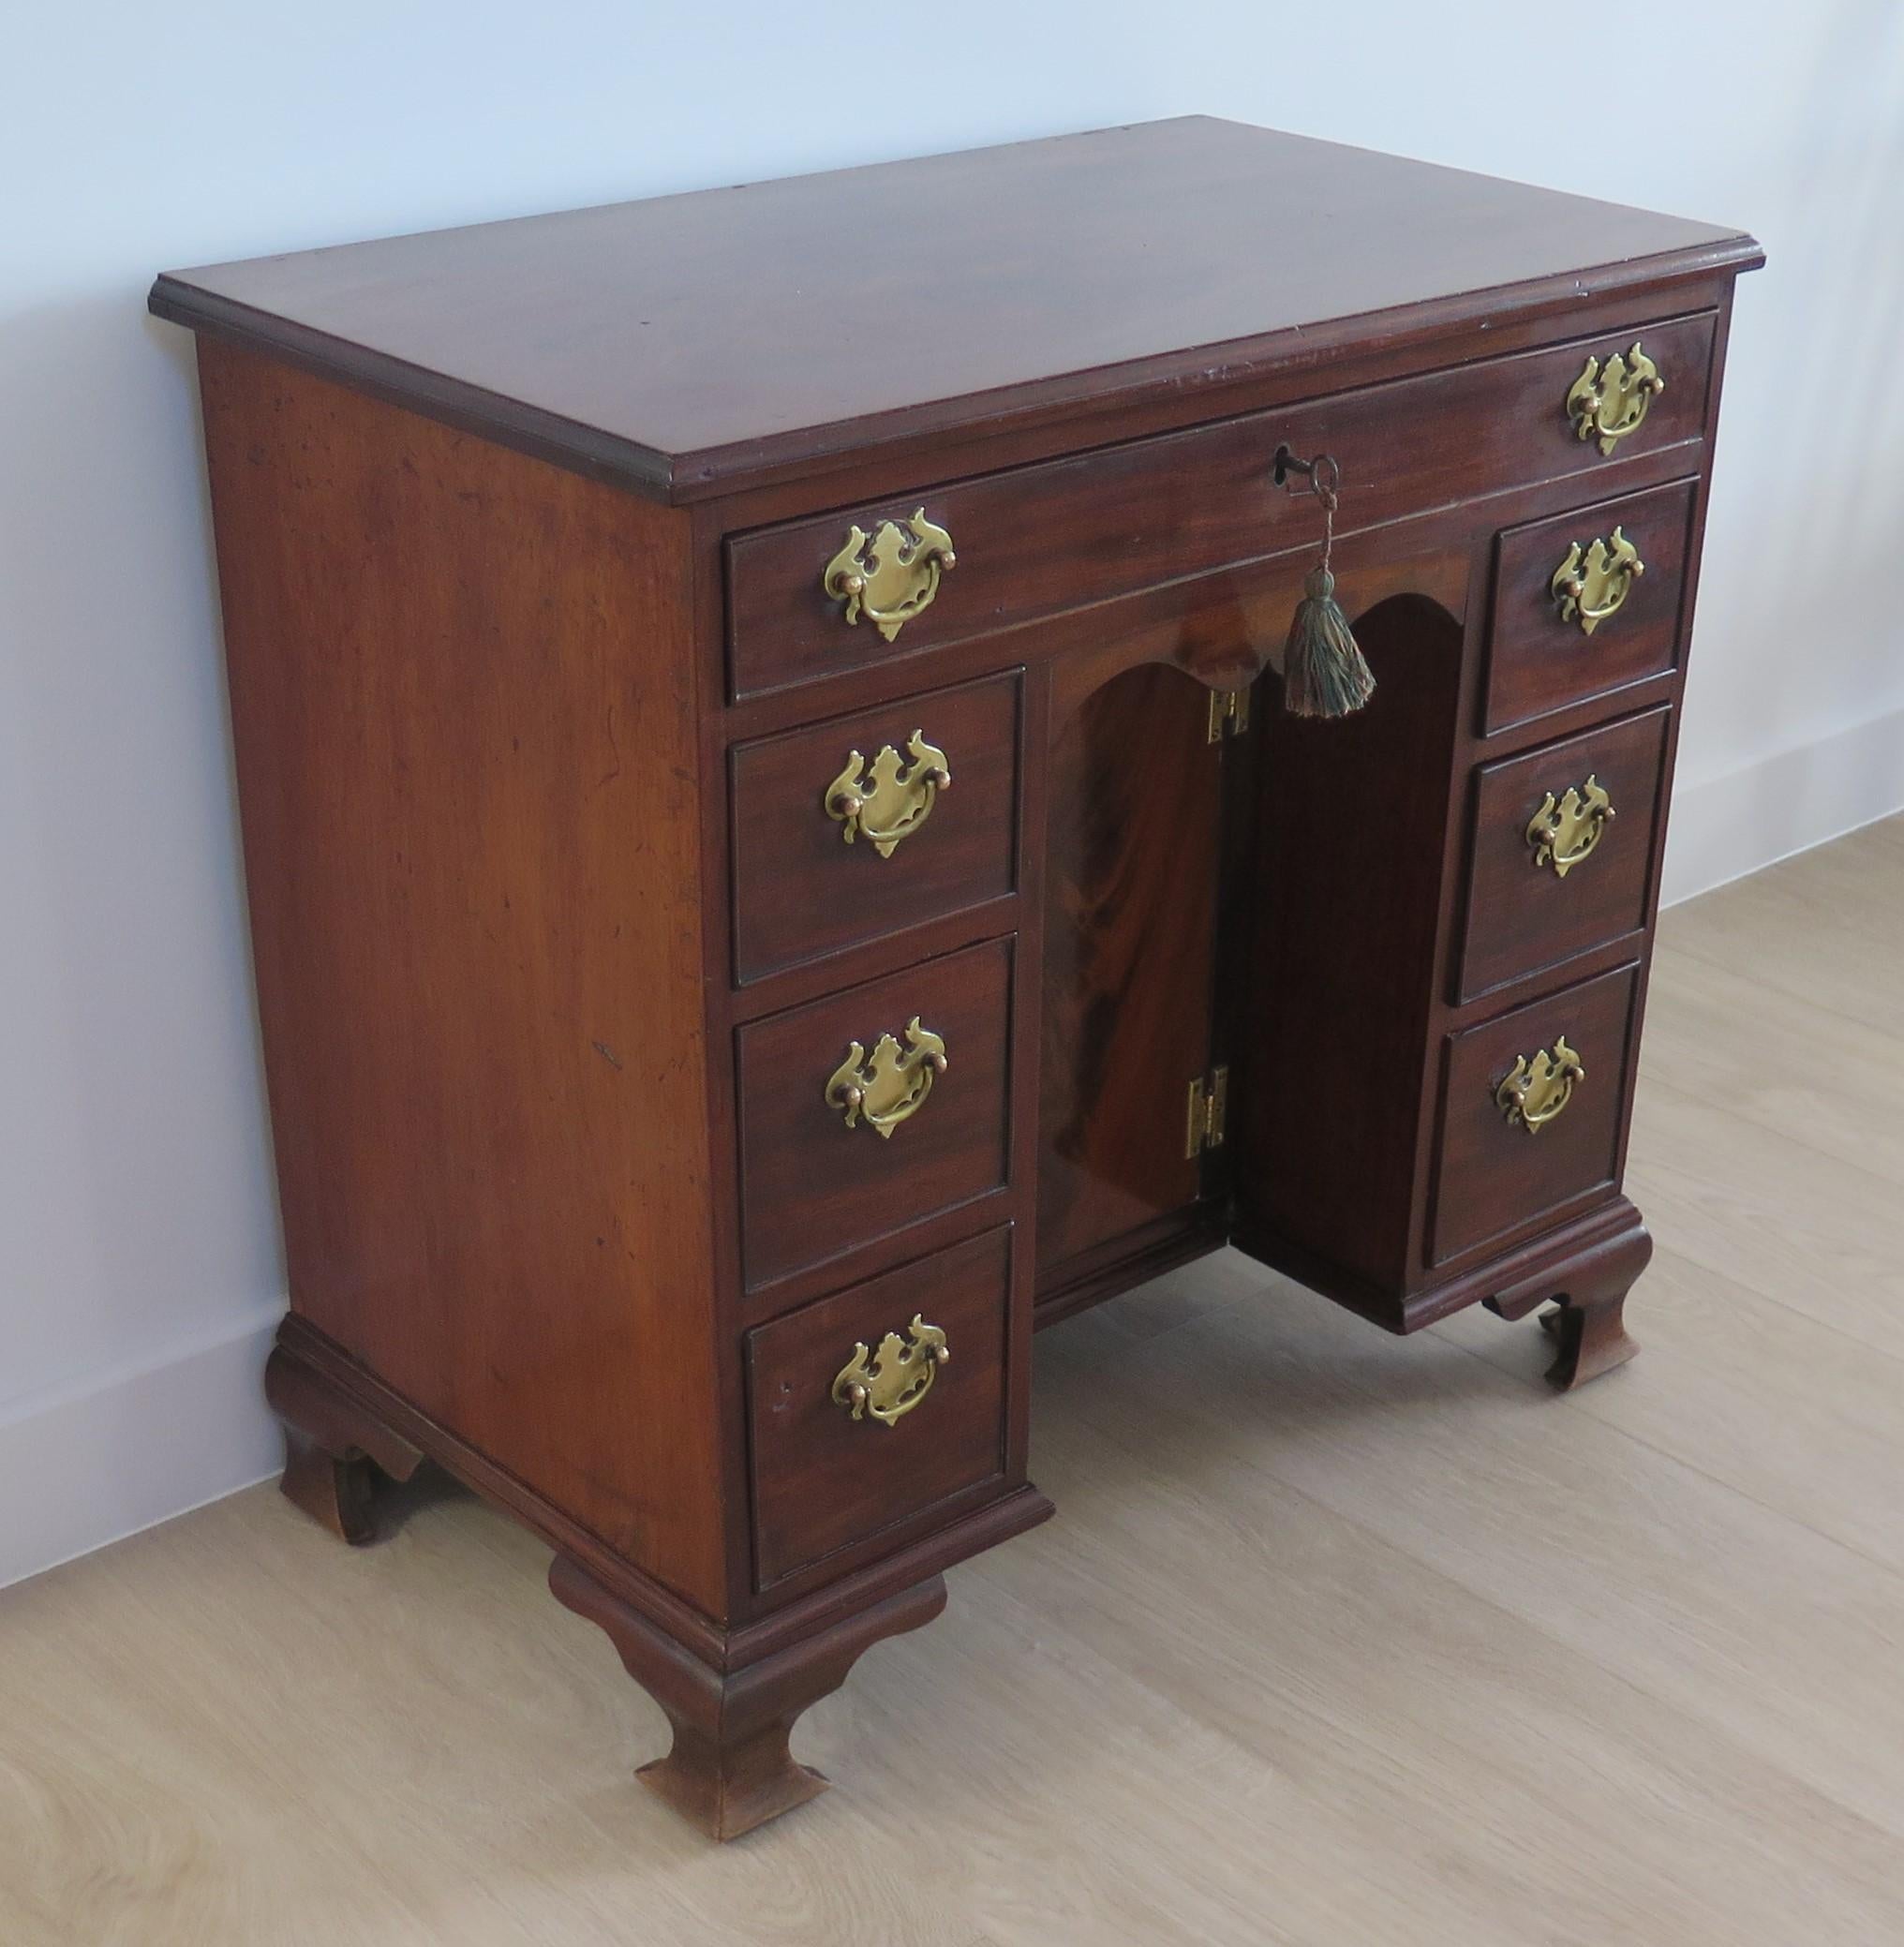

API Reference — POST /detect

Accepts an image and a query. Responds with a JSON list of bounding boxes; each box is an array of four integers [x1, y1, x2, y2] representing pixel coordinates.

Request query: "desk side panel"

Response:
[[1233, 585, 1468, 1291], [197, 343, 727, 1613]]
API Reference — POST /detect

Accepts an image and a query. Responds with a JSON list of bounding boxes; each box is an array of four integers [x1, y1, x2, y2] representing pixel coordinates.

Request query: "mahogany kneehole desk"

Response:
[[150, 119, 1763, 1840]]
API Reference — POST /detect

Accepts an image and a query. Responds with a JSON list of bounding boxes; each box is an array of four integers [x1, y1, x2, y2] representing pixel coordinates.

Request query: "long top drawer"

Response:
[[725, 310, 1717, 700]]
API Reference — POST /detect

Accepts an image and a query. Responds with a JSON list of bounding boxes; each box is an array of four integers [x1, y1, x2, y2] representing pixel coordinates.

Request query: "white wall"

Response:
[[4, 3, 1900, 1586]]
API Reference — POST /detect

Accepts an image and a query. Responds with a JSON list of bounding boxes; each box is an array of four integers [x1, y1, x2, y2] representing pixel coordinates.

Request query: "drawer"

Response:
[[1484, 477, 1697, 734], [725, 311, 1717, 700], [736, 937, 1013, 1290], [730, 672, 1021, 985], [746, 1226, 1011, 1589], [1455, 706, 1671, 1002], [1430, 961, 1640, 1267]]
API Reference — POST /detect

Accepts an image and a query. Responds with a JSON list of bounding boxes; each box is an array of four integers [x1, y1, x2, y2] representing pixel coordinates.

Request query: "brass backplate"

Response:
[[1551, 527, 1644, 636], [1526, 774, 1614, 878], [1495, 1037, 1584, 1134], [831, 1314, 949, 1427], [1565, 343, 1663, 456], [825, 731, 950, 857], [822, 510, 956, 642], [825, 1016, 947, 1138]]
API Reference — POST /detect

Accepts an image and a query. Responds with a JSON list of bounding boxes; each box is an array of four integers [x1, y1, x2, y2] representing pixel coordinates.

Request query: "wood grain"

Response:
[[1035, 663, 1224, 1290], [156, 124, 1765, 1845], [734, 937, 1015, 1294], [547, 1554, 948, 1841], [746, 1226, 1012, 1589], [1484, 475, 1698, 734], [2, 815, 1898, 1945], [724, 311, 1717, 699], [1232, 592, 1467, 1292], [1456, 704, 1672, 1001], [197, 341, 732, 1615], [1431, 959, 1641, 1264], [728, 671, 1021, 985], [149, 118, 1758, 503]]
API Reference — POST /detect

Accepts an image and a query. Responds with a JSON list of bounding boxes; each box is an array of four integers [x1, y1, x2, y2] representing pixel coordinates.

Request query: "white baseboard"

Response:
[[1662, 706, 1904, 907], [0, 1303, 285, 1591]]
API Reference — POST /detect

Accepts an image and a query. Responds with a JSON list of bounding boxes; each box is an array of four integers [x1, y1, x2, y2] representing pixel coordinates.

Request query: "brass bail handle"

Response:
[[822, 511, 957, 644], [825, 1017, 947, 1138], [826, 731, 951, 857], [1495, 1037, 1585, 1134], [831, 1315, 950, 1427], [1567, 342, 1664, 455], [1551, 528, 1644, 637], [1527, 775, 1614, 878]]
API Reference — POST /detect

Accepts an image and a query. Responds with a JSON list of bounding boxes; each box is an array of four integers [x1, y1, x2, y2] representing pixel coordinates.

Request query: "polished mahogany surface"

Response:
[[1431, 960, 1643, 1265], [746, 1225, 1011, 1589], [1485, 476, 1698, 733], [156, 119, 1761, 1841], [1233, 595, 1467, 1295], [196, 340, 730, 1614], [735, 937, 1014, 1293], [721, 310, 1720, 701], [1458, 706, 1672, 1002], [149, 118, 1757, 501], [728, 672, 1021, 985], [1036, 662, 1225, 1289]]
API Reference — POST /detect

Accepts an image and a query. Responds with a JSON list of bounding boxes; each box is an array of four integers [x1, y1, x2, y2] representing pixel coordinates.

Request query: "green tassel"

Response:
[[1282, 567, 1375, 719]]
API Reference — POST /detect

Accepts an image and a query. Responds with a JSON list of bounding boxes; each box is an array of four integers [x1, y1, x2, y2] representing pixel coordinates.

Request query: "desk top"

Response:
[[151, 117, 1758, 504]]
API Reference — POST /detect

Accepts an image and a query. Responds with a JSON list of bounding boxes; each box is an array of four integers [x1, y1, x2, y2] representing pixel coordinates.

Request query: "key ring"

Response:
[[1272, 445, 1342, 503]]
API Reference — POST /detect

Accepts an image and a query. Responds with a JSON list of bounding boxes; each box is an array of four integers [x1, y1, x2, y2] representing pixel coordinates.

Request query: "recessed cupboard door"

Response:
[[1034, 659, 1236, 1312]]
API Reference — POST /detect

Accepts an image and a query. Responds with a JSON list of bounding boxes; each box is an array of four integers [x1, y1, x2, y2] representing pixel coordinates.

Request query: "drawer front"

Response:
[[1431, 961, 1640, 1266], [1484, 477, 1697, 734], [726, 311, 1717, 700], [1456, 706, 1671, 1002], [746, 1226, 1011, 1589], [736, 937, 1013, 1291], [730, 672, 1021, 986]]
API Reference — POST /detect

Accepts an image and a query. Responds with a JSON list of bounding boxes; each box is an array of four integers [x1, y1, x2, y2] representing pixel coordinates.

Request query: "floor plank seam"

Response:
[[1429, 1313, 1904, 1585], [1651, 935, 1904, 1048], [1029, 1341, 1904, 1850]]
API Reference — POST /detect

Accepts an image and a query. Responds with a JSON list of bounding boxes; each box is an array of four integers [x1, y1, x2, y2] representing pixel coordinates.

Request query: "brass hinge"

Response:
[[1184, 1064, 1229, 1158], [1206, 687, 1251, 742]]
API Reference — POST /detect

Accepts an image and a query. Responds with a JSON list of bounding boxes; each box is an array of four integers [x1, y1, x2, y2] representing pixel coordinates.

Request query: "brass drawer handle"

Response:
[[1495, 1037, 1584, 1134], [831, 1314, 949, 1427], [1551, 526, 1644, 635], [826, 731, 950, 857], [822, 510, 956, 643], [1566, 341, 1663, 455], [1526, 774, 1614, 878], [825, 1016, 946, 1137]]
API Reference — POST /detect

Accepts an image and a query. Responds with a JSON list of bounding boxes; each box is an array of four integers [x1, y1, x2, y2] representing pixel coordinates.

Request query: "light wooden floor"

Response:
[[6, 817, 1903, 1946]]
